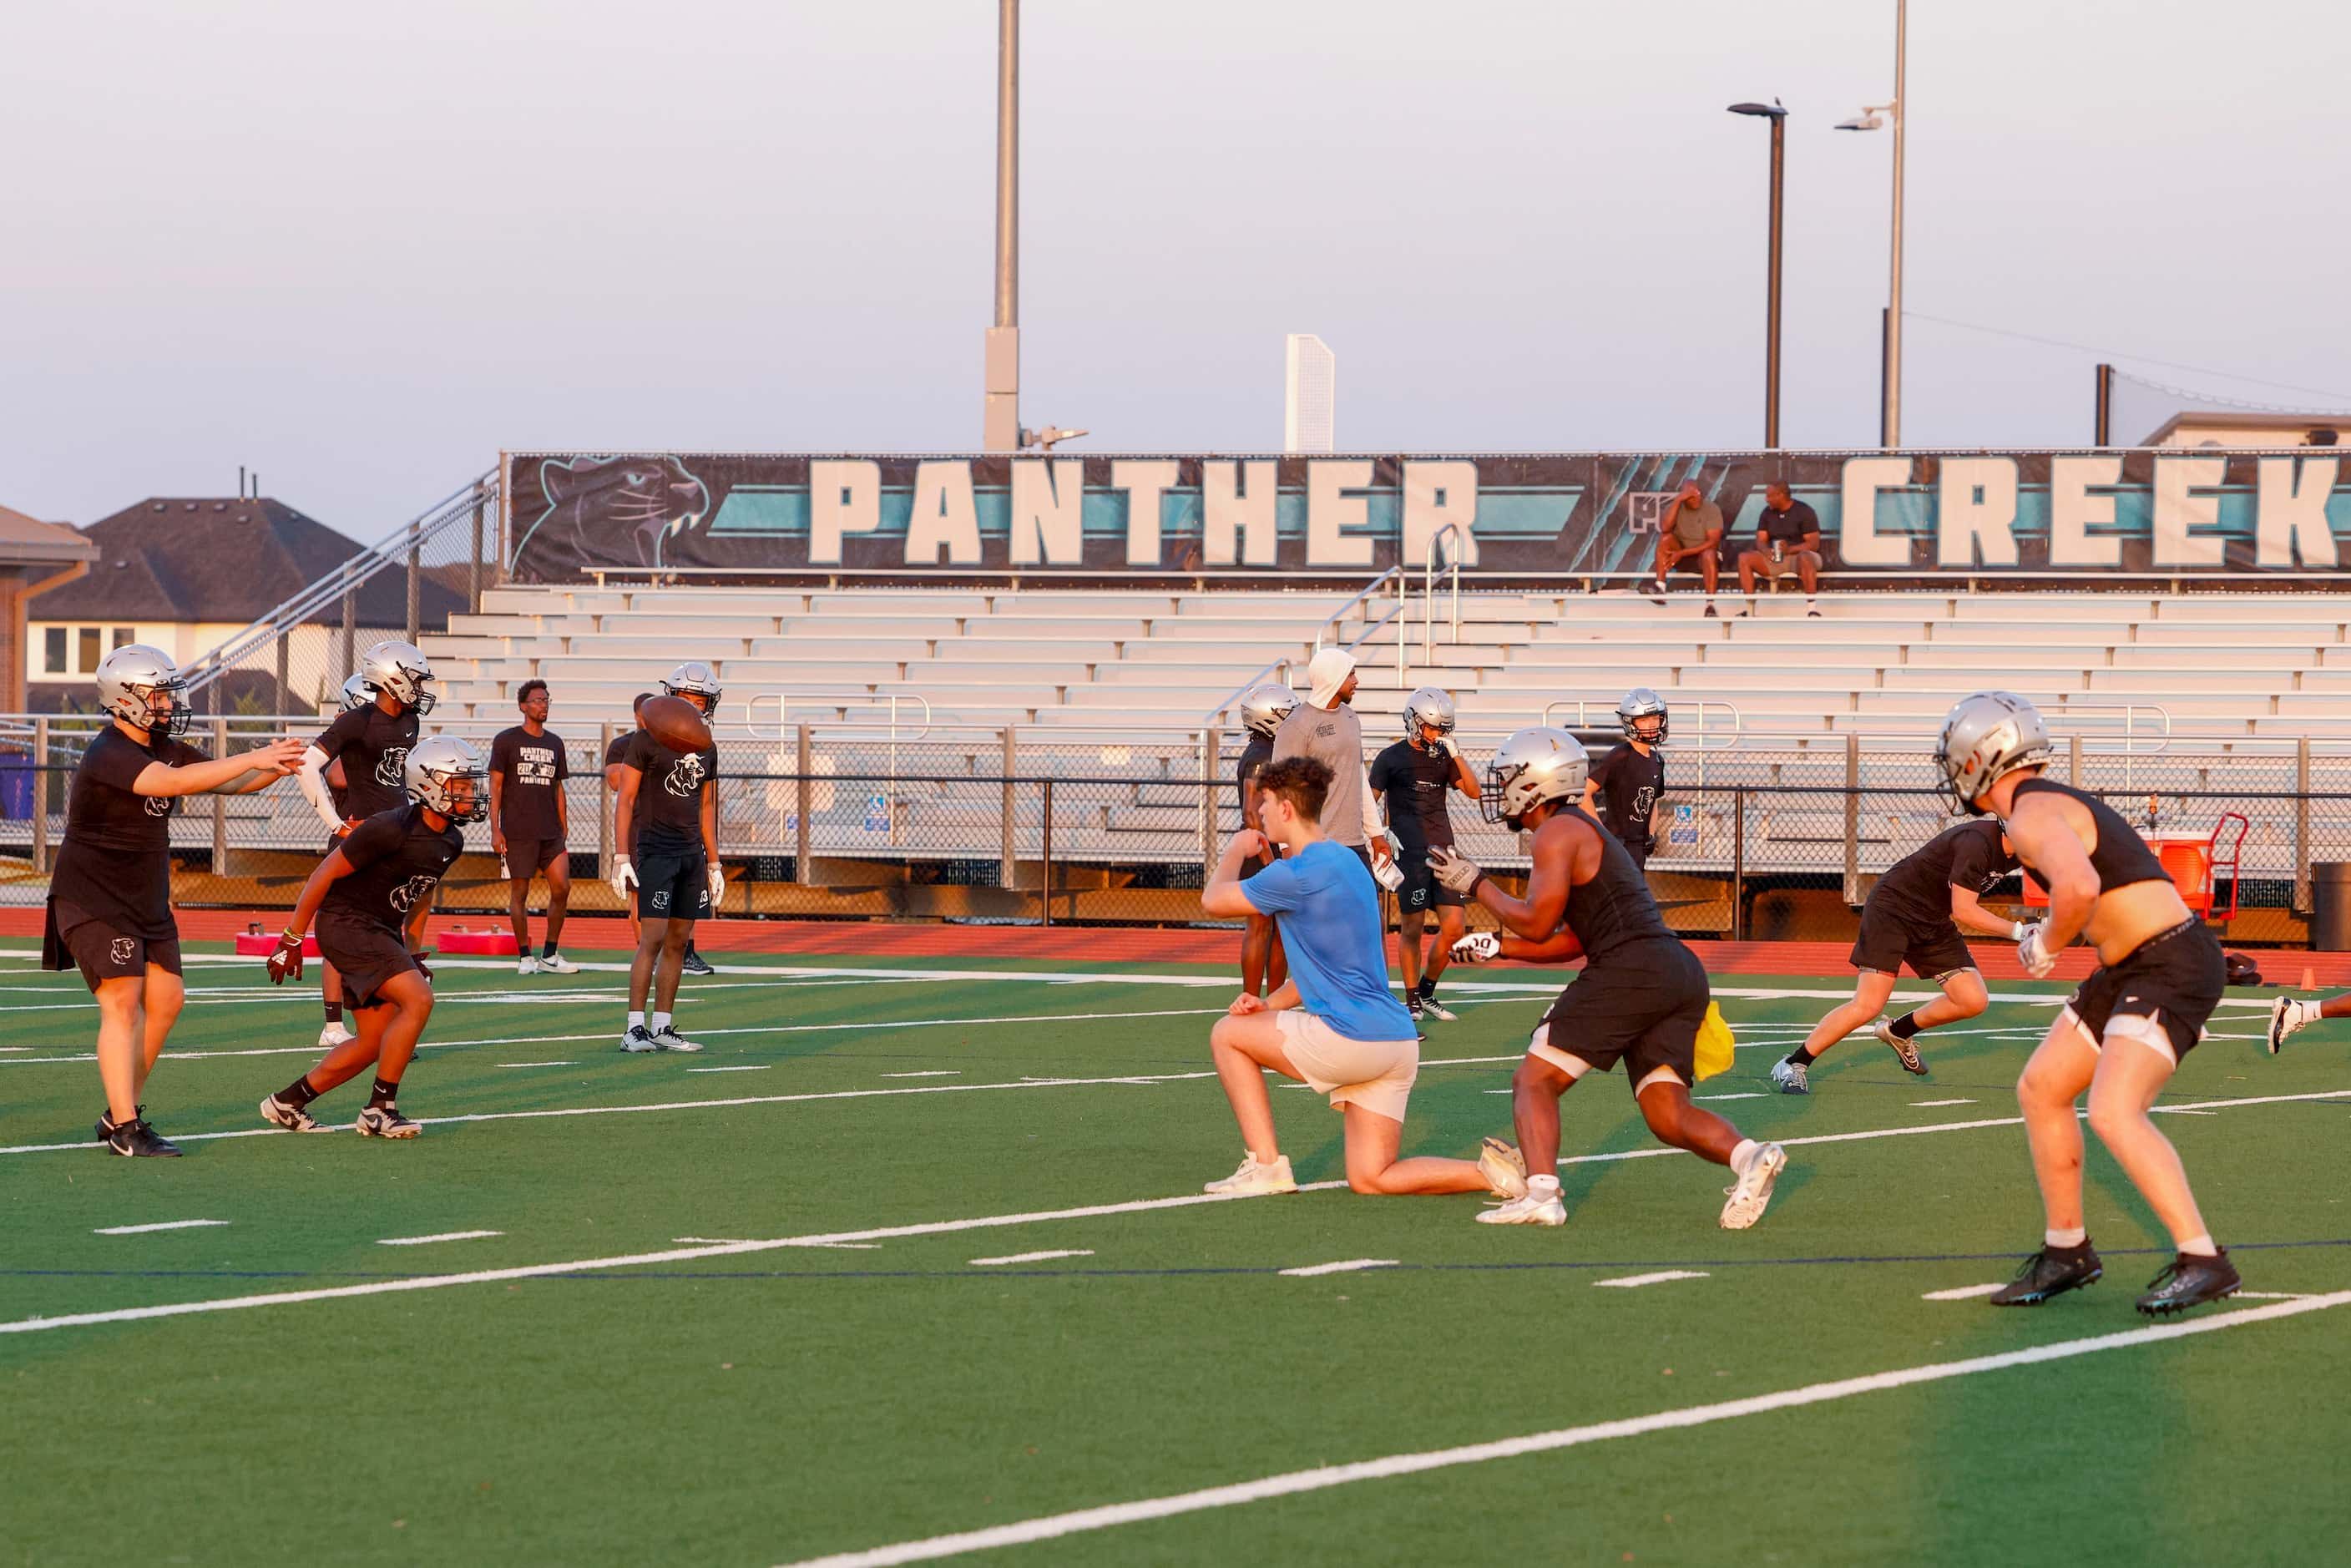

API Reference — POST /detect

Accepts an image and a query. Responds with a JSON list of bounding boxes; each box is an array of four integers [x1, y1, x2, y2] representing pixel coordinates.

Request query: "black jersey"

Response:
[[323, 803, 463, 933], [314, 702, 420, 820], [1236, 735, 1274, 825], [1561, 807, 1673, 960], [1368, 740, 1459, 851], [2010, 777, 2170, 893], [619, 729, 717, 852], [488, 725, 569, 841], [48, 726, 208, 939], [1868, 819, 2018, 931], [1588, 742, 1666, 848]]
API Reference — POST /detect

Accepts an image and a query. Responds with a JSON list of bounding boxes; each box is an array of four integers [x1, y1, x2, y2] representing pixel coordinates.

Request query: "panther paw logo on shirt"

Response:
[[143, 796, 172, 817], [387, 873, 439, 913], [376, 747, 410, 788], [663, 754, 705, 798]]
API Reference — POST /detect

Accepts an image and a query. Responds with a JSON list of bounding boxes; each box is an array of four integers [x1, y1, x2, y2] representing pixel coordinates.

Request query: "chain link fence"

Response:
[[1, 716, 2343, 943]]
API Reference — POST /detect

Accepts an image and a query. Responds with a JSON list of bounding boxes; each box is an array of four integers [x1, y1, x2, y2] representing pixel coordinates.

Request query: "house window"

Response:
[[113, 627, 134, 650], [78, 629, 101, 673], [44, 628, 67, 673]]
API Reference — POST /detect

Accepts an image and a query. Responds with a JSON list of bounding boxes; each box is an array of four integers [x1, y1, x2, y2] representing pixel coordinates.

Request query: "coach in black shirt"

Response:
[[1736, 482, 1823, 615]]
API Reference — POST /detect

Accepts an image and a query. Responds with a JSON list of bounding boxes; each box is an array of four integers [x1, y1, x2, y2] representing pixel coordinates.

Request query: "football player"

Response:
[[1772, 818, 2025, 1094], [2266, 989, 2351, 1053], [1937, 692, 2240, 1315], [261, 737, 483, 1138], [1368, 687, 1479, 1024], [299, 640, 437, 1050], [44, 646, 304, 1156], [1582, 688, 1668, 873], [610, 663, 724, 1052], [1433, 727, 1787, 1230], [1233, 682, 1296, 999], [489, 679, 578, 974], [1198, 757, 1527, 1201], [604, 689, 714, 975]]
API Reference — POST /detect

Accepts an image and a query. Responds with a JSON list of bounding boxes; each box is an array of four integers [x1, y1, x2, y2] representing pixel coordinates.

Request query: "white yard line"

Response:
[[498, 1061, 574, 1069], [1592, 1270, 1708, 1288], [92, 1219, 230, 1236], [883, 1071, 961, 1079], [769, 1290, 2351, 1568], [688, 1065, 772, 1074], [377, 1231, 503, 1247], [1277, 1259, 1398, 1277], [1698, 1093, 1766, 1101], [1911, 1099, 1977, 1107], [1920, 1283, 2007, 1301], [969, 1250, 1094, 1267], [2235, 1292, 2318, 1300]]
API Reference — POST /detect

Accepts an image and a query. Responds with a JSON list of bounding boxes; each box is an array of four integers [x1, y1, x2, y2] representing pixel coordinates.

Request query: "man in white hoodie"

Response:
[[1272, 646, 1390, 877]]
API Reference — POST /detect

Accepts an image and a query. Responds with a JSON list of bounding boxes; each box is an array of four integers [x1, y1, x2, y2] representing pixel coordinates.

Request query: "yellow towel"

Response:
[[1694, 1001, 1736, 1082]]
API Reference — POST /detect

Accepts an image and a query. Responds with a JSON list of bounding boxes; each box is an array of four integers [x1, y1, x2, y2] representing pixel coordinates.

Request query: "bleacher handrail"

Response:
[[1543, 697, 1745, 751], [742, 691, 933, 741], [1423, 523, 1465, 665]]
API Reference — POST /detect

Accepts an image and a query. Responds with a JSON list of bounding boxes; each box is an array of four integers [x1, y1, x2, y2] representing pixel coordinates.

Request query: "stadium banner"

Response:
[[500, 450, 2351, 584]]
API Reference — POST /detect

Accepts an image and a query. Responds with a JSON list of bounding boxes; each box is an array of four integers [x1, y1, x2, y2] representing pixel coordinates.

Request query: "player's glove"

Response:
[[706, 862, 726, 908], [1427, 846, 1484, 895], [1450, 931, 1502, 964], [265, 930, 306, 985], [609, 855, 638, 901], [2017, 921, 2059, 979], [1432, 732, 1459, 760]]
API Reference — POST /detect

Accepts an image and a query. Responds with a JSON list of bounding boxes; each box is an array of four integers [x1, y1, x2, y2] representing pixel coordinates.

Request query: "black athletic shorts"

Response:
[[2066, 918, 2226, 1063], [1532, 936, 1707, 1089], [1395, 849, 1468, 913], [500, 837, 568, 878], [316, 910, 423, 1011], [635, 842, 710, 923], [1850, 902, 1976, 980], [1617, 835, 1651, 873], [43, 901, 182, 991]]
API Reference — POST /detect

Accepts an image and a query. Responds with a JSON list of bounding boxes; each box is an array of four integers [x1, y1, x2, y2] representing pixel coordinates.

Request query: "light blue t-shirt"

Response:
[[1241, 839, 1417, 1044]]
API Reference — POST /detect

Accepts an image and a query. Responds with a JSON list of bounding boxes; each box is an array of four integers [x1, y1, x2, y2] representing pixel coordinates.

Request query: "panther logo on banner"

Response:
[[109, 937, 136, 964], [387, 873, 439, 913], [376, 746, 410, 789], [663, 753, 705, 799]]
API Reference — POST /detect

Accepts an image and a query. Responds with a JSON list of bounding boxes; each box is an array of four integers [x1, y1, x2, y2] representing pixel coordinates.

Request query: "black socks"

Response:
[[280, 1075, 321, 1110], [541, 940, 559, 959], [1785, 1044, 1821, 1067], [367, 1077, 400, 1110], [323, 1000, 342, 1024], [1888, 1013, 1923, 1040]]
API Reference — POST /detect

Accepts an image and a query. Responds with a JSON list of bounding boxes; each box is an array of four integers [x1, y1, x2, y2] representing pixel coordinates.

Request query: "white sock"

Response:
[[2045, 1226, 2087, 1249], [627, 1010, 645, 1030], [652, 1011, 673, 1033], [1729, 1138, 1759, 1174], [1528, 1173, 1560, 1196], [2178, 1232, 2219, 1258]]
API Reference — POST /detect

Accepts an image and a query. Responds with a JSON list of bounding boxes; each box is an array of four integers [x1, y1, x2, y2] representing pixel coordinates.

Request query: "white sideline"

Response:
[[93, 1219, 230, 1236], [1920, 1283, 2006, 1301], [770, 1290, 2351, 1568]]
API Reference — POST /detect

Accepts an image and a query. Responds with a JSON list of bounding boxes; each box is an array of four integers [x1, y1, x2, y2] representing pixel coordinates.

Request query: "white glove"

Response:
[[2017, 921, 2057, 979], [1372, 854, 1405, 892], [1432, 732, 1458, 760], [1450, 931, 1501, 964], [706, 862, 726, 908], [609, 856, 638, 902], [1428, 846, 1484, 895]]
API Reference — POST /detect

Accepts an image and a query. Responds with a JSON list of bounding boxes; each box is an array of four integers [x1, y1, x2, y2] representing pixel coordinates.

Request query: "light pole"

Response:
[[982, 0, 1020, 452], [1728, 100, 1787, 448], [1838, 0, 1906, 448]]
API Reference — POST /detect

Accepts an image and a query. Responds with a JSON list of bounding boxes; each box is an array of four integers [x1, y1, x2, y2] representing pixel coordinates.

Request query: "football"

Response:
[[640, 693, 712, 752]]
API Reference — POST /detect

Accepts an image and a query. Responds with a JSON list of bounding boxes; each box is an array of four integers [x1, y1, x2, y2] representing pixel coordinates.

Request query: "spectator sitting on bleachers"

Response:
[[1737, 482, 1823, 617], [1651, 482, 1723, 617]]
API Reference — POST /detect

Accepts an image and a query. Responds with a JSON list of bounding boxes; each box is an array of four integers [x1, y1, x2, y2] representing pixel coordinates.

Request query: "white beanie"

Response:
[[1307, 646, 1357, 708]]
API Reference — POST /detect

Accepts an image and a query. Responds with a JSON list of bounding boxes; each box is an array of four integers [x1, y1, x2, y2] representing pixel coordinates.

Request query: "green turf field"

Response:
[[3, 943, 2347, 1567]]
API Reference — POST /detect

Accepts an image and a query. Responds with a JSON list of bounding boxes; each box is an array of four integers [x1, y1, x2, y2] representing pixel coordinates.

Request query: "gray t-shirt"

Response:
[[1669, 498, 1723, 548], [1272, 701, 1369, 848]]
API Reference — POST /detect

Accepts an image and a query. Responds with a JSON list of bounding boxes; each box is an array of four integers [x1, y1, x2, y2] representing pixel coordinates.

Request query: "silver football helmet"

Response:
[[404, 735, 488, 822], [339, 672, 373, 712], [1237, 682, 1299, 739], [359, 639, 437, 715], [661, 660, 724, 718], [1481, 726, 1590, 827], [1403, 686, 1457, 741], [94, 643, 191, 739], [1936, 690, 2053, 814], [1618, 687, 1669, 744]]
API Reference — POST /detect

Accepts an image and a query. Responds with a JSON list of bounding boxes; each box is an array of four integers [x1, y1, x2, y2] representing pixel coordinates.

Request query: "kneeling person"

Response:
[[260, 737, 483, 1138], [1198, 756, 1526, 1200], [1432, 727, 1786, 1230]]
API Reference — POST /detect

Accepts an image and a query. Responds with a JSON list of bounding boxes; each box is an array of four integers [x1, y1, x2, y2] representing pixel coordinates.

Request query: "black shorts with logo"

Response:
[[1534, 937, 1707, 1088], [2067, 918, 2226, 1062], [1850, 903, 1976, 980], [43, 901, 182, 991], [316, 910, 422, 1011], [1395, 848, 1468, 913], [635, 842, 710, 923], [501, 837, 567, 878]]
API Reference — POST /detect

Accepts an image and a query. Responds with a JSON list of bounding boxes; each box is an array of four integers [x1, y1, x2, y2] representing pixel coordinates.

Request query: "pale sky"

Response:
[[4, 0, 2347, 542]]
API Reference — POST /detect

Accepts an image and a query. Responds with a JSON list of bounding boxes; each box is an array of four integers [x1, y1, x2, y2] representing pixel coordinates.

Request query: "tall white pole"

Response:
[[1883, 0, 1906, 448], [983, 0, 1021, 451]]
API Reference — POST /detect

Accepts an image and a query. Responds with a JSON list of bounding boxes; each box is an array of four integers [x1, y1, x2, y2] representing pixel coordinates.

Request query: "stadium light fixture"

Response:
[[1022, 426, 1088, 452], [1727, 100, 1788, 448]]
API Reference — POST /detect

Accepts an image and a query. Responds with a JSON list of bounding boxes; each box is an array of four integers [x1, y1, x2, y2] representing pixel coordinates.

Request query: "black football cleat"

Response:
[[106, 1116, 183, 1158], [1987, 1242, 2103, 1306], [680, 949, 715, 977], [94, 1107, 118, 1144], [2136, 1250, 2242, 1317]]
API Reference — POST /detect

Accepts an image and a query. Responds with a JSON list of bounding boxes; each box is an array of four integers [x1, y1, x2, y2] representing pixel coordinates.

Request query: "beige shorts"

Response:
[[1274, 1010, 1420, 1124], [1749, 547, 1821, 577]]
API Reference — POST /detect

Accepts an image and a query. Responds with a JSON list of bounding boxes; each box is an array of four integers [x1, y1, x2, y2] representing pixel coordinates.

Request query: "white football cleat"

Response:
[[1203, 1153, 1297, 1196], [1477, 1185, 1567, 1226], [1719, 1143, 1788, 1230], [318, 1023, 354, 1049], [1874, 1020, 1929, 1075], [516, 955, 538, 977], [2268, 996, 2316, 1055], [1768, 1057, 1809, 1095], [1477, 1136, 1529, 1199], [536, 953, 580, 975]]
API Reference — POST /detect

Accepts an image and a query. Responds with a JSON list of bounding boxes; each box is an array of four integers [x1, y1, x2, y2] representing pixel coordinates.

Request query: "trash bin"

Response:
[[2313, 862, 2351, 951]]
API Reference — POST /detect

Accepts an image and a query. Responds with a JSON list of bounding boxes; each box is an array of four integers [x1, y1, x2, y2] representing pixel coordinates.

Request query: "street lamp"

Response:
[[1727, 99, 1788, 449], [983, 0, 1020, 452], [1837, 0, 1907, 448]]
